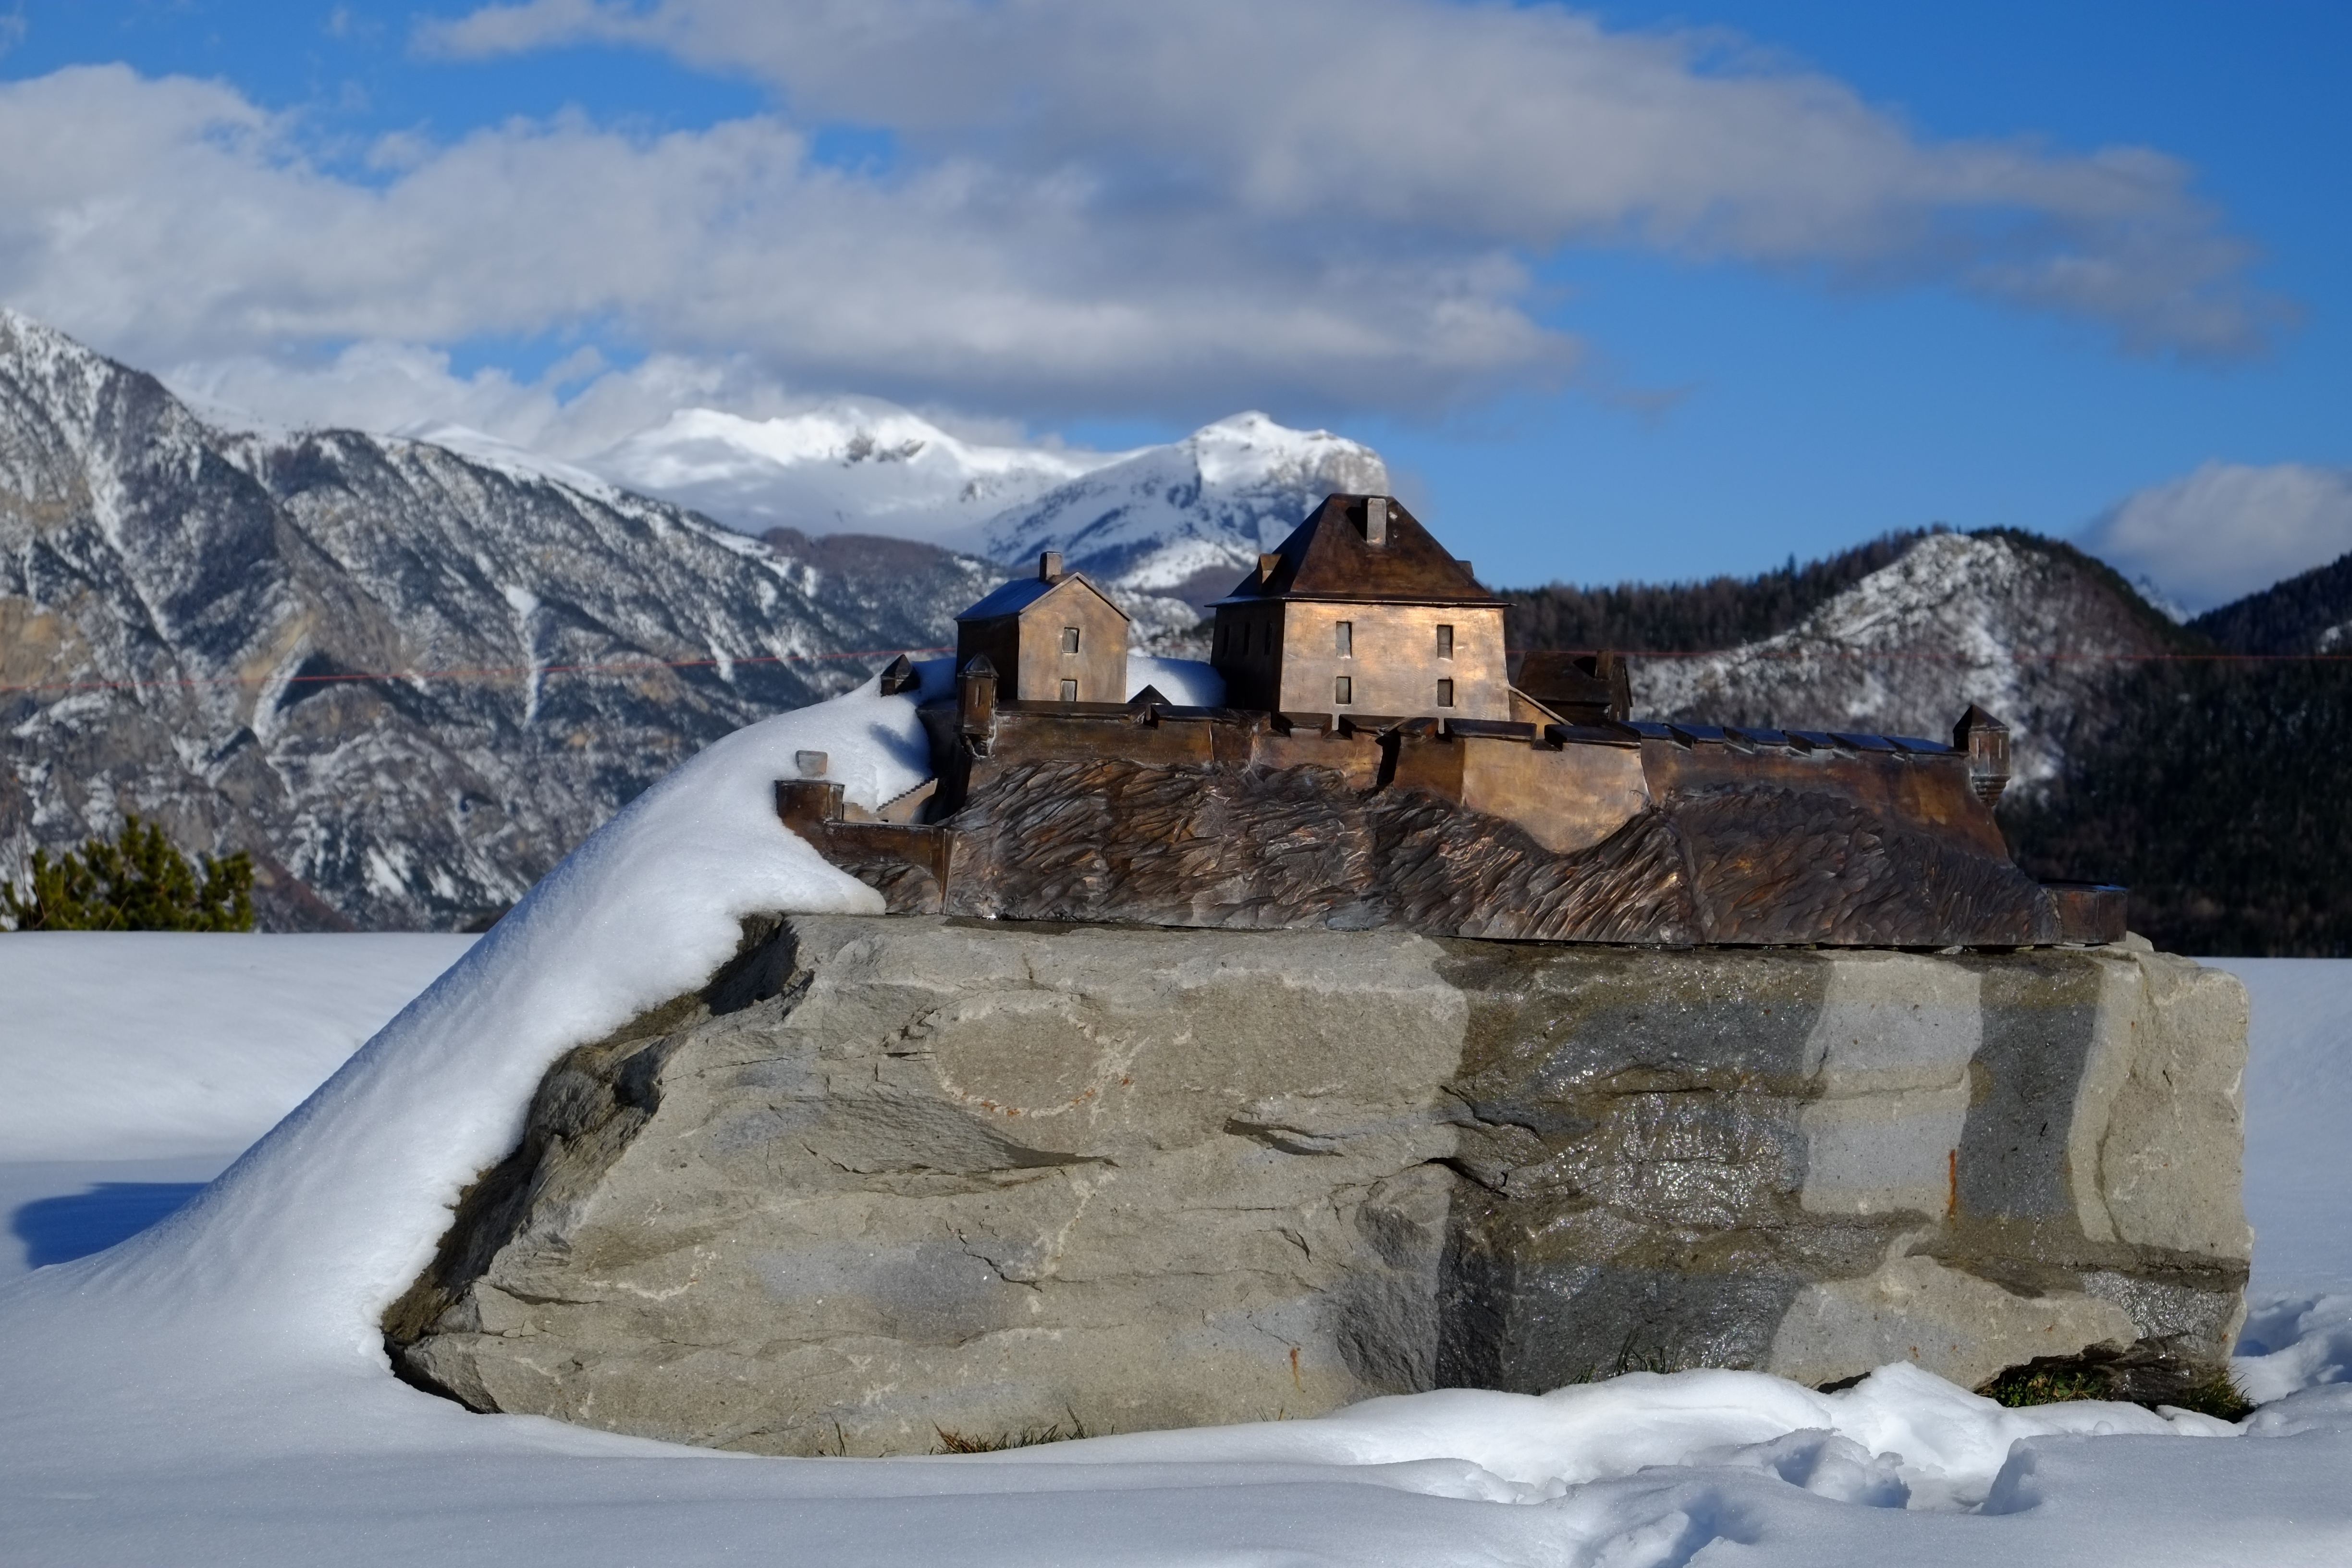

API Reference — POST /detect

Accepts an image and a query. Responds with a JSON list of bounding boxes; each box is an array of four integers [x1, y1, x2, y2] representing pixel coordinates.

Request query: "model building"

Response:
[[777, 494, 2121, 948]]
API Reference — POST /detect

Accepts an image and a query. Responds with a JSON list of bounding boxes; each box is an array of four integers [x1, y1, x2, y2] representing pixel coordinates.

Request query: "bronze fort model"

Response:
[[776, 493, 2124, 947]]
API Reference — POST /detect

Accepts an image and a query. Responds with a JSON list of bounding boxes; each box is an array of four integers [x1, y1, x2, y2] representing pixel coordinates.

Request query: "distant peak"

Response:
[[1188, 410, 1353, 450], [0, 307, 103, 362], [0, 304, 57, 337], [391, 422, 616, 496]]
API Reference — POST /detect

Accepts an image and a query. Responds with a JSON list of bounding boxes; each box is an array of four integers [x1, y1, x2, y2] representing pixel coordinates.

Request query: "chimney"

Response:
[[1363, 496, 1388, 546], [1039, 550, 1062, 582], [1258, 552, 1280, 585]]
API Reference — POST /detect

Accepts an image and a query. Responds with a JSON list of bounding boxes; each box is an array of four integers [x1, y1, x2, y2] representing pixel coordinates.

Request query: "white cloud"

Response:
[[0, 64, 1568, 424], [426, 0, 2281, 358], [2082, 461, 2352, 612], [167, 342, 571, 445], [161, 334, 1076, 467], [0, 2, 2285, 436], [169, 340, 779, 457]]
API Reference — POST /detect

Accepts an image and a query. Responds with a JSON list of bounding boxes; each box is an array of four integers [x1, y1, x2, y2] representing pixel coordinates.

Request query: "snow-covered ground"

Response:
[[2208, 959, 2352, 1295], [0, 931, 476, 1280], [2, 662, 2347, 1565], [0, 933, 478, 1165]]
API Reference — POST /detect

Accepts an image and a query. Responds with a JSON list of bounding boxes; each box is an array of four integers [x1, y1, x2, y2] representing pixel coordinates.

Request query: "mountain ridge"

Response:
[[561, 396, 1389, 621], [1505, 525, 2339, 953], [2190, 548, 2352, 654], [8, 306, 2336, 947], [0, 310, 993, 931], [975, 412, 1389, 608], [1613, 530, 2185, 793], [1504, 532, 1931, 655]]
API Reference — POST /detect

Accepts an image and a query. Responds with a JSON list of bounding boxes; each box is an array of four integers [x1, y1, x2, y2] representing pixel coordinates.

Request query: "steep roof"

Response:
[[1211, 494, 1503, 607], [955, 570, 1130, 624]]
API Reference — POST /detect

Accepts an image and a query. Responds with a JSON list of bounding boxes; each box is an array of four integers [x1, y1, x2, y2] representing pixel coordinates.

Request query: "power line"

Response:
[[0, 646, 953, 698]]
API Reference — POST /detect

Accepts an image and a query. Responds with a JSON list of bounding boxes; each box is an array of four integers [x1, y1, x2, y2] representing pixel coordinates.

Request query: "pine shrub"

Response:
[[1, 814, 255, 932]]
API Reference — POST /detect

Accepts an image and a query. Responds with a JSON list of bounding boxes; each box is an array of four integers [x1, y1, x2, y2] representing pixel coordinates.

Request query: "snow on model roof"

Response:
[[1, 654, 2348, 1564]]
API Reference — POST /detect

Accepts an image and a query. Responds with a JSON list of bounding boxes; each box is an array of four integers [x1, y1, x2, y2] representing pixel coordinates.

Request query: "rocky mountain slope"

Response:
[[0, 311, 998, 931], [14, 297, 2327, 947], [1617, 530, 2192, 794], [1509, 529, 2342, 953]]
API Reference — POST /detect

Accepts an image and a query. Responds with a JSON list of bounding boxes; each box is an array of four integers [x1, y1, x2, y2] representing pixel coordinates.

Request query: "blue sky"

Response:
[[1378, 1, 2348, 593], [1, 0, 2345, 602]]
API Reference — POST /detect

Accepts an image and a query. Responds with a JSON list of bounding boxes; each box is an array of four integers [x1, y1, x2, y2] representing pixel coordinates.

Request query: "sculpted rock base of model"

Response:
[[387, 916, 2249, 1456]]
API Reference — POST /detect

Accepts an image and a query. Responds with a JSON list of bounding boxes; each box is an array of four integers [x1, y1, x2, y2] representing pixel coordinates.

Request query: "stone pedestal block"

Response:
[[386, 918, 2249, 1456]]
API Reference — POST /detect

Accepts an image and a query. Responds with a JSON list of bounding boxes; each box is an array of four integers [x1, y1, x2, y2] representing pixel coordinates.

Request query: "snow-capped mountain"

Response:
[[1632, 531, 2183, 794], [580, 404, 1389, 649], [978, 412, 1389, 607], [584, 404, 1389, 623], [396, 420, 625, 496], [585, 399, 1122, 542], [0, 311, 999, 931]]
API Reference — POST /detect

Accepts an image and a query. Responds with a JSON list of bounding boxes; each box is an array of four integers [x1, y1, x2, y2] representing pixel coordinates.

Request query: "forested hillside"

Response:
[[2010, 546, 2352, 955], [1502, 531, 1926, 652], [2003, 659, 2352, 956], [2189, 549, 2352, 655], [1507, 530, 2350, 956]]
